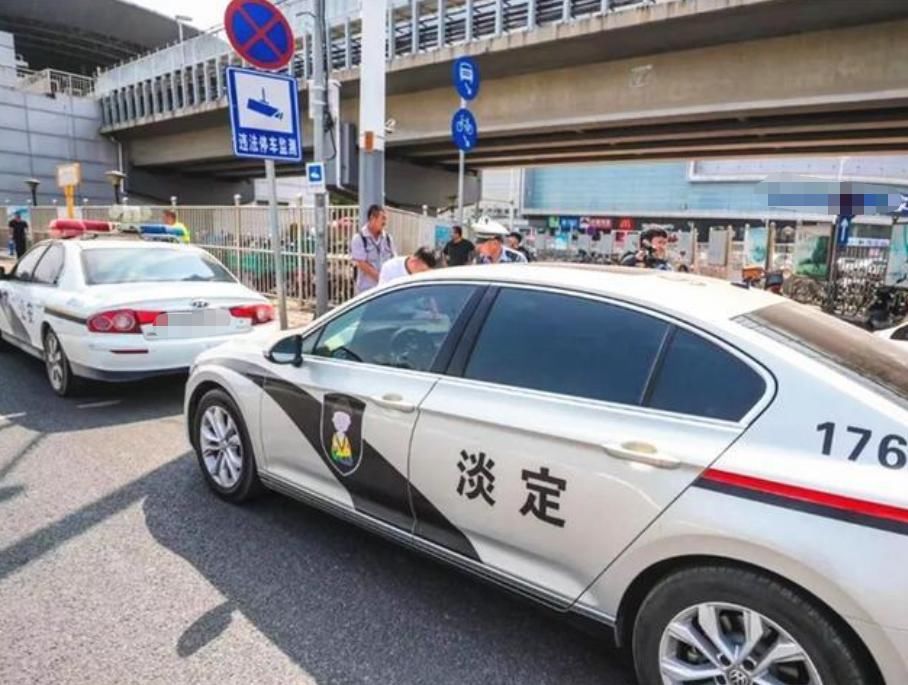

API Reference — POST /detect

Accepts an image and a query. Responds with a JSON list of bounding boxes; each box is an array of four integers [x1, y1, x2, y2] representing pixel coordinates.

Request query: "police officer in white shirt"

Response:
[[379, 247, 438, 285], [474, 222, 528, 264]]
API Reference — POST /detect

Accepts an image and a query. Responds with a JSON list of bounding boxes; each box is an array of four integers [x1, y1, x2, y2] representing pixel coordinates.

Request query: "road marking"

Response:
[[77, 400, 122, 410], [0, 412, 26, 421]]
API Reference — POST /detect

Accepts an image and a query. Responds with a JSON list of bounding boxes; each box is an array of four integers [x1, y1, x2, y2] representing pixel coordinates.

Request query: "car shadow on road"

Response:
[[142, 457, 635, 685], [0, 351, 185, 435]]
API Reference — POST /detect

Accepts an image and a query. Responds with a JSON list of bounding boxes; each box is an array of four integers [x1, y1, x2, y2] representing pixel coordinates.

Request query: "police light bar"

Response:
[[138, 224, 184, 243], [50, 219, 115, 239]]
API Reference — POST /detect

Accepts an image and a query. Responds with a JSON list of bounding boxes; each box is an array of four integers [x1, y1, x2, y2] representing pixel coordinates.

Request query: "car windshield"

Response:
[[82, 248, 236, 285], [741, 301, 908, 404]]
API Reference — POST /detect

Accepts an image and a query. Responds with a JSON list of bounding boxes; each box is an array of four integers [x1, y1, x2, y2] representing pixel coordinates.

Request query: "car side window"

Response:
[[464, 288, 669, 405], [312, 284, 478, 372], [31, 244, 65, 285], [646, 328, 766, 421], [12, 245, 48, 282]]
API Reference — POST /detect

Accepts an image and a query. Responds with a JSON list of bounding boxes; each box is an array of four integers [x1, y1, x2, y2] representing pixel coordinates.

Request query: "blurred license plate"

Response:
[[151, 310, 232, 338]]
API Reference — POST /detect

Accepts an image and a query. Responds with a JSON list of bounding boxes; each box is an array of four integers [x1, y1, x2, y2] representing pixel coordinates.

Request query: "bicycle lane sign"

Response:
[[451, 108, 478, 152]]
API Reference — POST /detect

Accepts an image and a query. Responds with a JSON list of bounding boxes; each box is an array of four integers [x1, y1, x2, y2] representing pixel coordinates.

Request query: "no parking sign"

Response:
[[224, 0, 295, 71]]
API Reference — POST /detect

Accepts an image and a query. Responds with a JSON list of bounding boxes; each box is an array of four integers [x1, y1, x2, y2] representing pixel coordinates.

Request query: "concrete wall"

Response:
[[0, 39, 118, 206], [0, 31, 15, 89]]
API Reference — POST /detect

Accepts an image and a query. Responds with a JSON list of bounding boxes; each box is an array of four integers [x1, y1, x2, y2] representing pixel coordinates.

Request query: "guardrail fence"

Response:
[[7, 205, 898, 319], [17, 205, 433, 310]]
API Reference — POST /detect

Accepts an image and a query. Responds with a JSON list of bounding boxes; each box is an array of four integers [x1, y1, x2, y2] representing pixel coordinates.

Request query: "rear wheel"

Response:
[[43, 328, 80, 397], [632, 565, 875, 685], [192, 389, 264, 503]]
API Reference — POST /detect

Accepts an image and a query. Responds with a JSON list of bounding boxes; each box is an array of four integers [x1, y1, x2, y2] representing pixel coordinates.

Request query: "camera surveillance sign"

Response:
[[227, 67, 302, 162]]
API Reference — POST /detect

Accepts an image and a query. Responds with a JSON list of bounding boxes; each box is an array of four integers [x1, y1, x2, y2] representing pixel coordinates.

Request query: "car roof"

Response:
[[412, 264, 781, 324]]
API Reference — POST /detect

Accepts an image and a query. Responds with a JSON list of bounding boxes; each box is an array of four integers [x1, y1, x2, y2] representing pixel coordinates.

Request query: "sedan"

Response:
[[0, 237, 275, 396], [186, 264, 908, 685]]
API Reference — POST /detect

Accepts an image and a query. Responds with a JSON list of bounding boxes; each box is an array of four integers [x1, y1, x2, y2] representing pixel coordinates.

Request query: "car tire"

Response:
[[192, 388, 264, 503], [632, 565, 875, 685], [43, 328, 80, 397]]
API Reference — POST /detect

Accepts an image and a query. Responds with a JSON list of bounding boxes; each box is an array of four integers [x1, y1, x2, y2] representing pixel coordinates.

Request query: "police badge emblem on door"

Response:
[[320, 394, 366, 477]]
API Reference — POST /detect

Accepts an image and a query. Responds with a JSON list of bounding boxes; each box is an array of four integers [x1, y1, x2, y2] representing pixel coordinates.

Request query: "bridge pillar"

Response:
[[360, 0, 388, 228]]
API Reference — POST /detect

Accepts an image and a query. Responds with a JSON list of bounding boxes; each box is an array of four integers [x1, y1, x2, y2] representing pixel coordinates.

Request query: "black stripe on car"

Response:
[[210, 358, 480, 561], [45, 308, 87, 325]]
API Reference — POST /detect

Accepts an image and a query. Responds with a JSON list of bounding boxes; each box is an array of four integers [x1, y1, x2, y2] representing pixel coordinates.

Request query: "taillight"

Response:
[[230, 304, 275, 325], [87, 309, 161, 334]]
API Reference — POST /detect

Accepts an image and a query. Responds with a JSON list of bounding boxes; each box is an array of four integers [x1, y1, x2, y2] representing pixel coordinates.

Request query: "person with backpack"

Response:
[[351, 204, 395, 295]]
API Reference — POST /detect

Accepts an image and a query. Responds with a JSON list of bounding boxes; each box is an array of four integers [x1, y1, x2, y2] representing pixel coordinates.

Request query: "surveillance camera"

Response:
[[385, 118, 397, 135]]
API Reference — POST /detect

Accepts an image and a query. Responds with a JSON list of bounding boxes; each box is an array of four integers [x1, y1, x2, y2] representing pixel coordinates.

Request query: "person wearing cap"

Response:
[[472, 221, 527, 264], [506, 231, 535, 262], [379, 247, 439, 285]]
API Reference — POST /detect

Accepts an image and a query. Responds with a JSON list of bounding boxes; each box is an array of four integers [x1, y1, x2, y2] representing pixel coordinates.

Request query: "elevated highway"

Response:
[[94, 0, 908, 205]]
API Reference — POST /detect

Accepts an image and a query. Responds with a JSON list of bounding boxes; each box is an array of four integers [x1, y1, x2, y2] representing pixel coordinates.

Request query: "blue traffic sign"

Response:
[[227, 67, 302, 162], [225, 0, 295, 71], [452, 57, 480, 101], [451, 108, 478, 152], [306, 162, 326, 193], [836, 215, 854, 248]]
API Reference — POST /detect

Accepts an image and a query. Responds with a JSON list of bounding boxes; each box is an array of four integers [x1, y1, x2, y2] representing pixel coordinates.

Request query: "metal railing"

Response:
[[97, 0, 677, 128], [18, 204, 433, 310], [16, 68, 95, 98]]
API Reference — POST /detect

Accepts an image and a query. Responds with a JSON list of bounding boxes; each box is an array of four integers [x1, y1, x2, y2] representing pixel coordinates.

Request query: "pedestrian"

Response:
[[506, 231, 535, 262], [475, 226, 528, 264], [7, 210, 28, 259], [379, 247, 438, 285], [163, 209, 190, 244], [442, 225, 475, 266], [351, 204, 395, 294], [619, 227, 671, 270]]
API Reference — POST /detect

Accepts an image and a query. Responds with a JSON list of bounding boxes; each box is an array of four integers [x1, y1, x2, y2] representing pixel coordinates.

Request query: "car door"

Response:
[[259, 281, 484, 542], [0, 244, 49, 351], [408, 286, 772, 608], [24, 242, 66, 342]]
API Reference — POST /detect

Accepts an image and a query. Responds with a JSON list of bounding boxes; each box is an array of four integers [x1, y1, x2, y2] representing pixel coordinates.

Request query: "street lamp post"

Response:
[[176, 15, 193, 67], [105, 170, 126, 204], [25, 178, 40, 206]]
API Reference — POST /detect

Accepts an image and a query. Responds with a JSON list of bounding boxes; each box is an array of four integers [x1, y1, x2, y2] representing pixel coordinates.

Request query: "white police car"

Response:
[[0, 236, 274, 396], [185, 264, 908, 685]]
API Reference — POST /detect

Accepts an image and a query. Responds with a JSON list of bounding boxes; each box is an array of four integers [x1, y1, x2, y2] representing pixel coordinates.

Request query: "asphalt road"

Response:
[[0, 349, 636, 685]]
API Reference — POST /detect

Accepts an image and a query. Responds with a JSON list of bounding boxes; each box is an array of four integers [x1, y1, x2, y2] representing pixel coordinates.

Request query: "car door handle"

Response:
[[370, 393, 417, 413], [602, 442, 682, 470]]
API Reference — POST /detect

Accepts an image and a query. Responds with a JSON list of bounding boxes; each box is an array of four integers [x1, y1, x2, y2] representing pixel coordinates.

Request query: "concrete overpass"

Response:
[[95, 0, 908, 206]]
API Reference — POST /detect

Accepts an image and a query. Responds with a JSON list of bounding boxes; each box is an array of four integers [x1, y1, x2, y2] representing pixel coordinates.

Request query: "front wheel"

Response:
[[43, 328, 80, 397], [632, 565, 876, 685], [192, 389, 264, 503]]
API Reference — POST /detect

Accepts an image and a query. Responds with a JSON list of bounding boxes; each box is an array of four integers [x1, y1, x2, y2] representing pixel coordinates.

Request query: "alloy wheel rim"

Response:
[[200, 405, 243, 489], [659, 602, 823, 685], [45, 334, 64, 391]]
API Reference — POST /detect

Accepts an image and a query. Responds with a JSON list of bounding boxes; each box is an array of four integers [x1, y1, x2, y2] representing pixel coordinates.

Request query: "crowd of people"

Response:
[[349, 204, 674, 297]]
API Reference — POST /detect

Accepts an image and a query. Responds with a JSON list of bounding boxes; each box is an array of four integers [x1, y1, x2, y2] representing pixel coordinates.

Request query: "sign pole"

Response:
[[266, 159, 288, 329], [313, 0, 329, 317], [457, 97, 466, 226]]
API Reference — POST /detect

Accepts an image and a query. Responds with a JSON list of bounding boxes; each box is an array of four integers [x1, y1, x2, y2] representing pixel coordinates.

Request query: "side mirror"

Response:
[[265, 334, 304, 367]]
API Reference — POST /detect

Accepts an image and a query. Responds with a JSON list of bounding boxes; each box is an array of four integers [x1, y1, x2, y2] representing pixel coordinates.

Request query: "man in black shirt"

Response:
[[442, 226, 475, 266], [8, 212, 28, 258]]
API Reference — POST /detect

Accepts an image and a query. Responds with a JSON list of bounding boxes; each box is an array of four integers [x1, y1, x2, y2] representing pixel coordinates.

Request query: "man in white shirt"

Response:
[[351, 204, 395, 294], [379, 247, 438, 285]]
